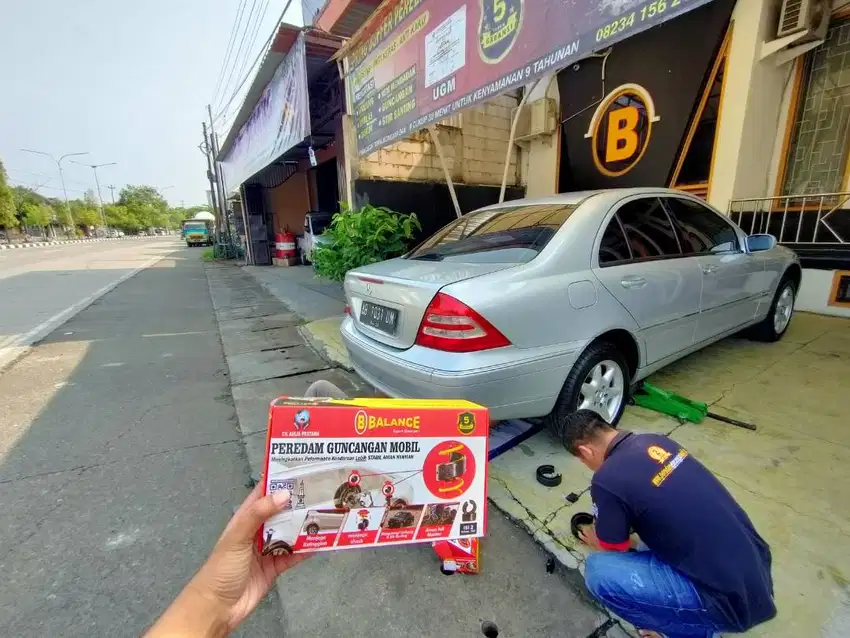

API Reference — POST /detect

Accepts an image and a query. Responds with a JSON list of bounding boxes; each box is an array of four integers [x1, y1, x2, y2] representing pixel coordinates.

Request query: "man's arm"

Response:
[[585, 483, 632, 551]]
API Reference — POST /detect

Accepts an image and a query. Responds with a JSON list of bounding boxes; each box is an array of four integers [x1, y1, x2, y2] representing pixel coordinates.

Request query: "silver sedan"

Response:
[[341, 188, 800, 426]]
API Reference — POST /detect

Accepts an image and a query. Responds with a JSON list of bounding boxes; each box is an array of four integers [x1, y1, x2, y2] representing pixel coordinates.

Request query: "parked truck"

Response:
[[182, 219, 214, 247]]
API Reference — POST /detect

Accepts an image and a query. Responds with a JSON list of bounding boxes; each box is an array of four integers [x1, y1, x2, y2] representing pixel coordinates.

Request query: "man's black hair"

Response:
[[556, 409, 615, 455]]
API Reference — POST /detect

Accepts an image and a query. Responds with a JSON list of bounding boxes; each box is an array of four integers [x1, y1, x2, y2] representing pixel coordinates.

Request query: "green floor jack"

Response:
[[632, 382, 757, 431]]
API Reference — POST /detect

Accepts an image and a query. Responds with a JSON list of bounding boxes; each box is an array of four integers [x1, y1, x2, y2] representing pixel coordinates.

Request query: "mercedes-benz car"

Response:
[[341, 188, 800, 427]]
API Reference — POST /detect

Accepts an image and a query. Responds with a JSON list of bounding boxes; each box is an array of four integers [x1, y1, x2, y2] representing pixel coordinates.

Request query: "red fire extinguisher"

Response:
[[274, 232, 296, 259]]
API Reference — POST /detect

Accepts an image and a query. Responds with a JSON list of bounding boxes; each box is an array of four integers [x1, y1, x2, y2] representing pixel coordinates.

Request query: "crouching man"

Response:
[[559, 410, 776, 638]]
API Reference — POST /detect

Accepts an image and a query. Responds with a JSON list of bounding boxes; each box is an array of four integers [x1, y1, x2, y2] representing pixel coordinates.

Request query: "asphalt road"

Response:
[[0, 246, 606, 637], [0, 238, 177, 369]]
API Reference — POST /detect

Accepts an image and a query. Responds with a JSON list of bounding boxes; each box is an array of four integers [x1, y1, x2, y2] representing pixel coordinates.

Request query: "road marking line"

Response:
[[0, 254, 165, 372], [141, 330, 212, 338]]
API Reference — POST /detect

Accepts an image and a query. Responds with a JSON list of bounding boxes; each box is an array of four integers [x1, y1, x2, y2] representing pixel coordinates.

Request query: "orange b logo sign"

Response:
[[354, 410, 367, 436], [585, 84, 660, 177]]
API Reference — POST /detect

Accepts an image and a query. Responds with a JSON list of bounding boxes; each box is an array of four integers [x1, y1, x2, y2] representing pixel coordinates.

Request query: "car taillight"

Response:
[[416, 292, 511, 352]]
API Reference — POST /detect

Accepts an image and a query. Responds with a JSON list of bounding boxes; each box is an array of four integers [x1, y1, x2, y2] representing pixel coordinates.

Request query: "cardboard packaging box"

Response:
[[259, 397, 488, 556]]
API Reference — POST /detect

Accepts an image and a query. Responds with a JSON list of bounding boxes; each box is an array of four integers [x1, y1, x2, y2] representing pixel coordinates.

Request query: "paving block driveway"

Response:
[[489, 312, 850, 637]]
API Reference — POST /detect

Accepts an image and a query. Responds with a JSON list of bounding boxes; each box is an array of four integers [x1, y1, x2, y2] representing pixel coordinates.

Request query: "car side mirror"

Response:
[[746, 234, 776, 252]]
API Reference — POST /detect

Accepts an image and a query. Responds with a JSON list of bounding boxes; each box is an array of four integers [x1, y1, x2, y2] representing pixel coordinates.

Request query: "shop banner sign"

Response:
[[221, 33, 311, 188], [348, 0, 714, 155]]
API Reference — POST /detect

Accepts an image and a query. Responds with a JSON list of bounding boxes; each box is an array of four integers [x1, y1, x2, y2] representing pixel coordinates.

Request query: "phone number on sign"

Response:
[[595, 0, 682, 43]]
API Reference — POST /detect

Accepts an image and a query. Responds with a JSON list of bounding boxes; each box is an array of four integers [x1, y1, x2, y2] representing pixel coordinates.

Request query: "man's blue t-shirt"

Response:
[[591, 432, 775, 631]]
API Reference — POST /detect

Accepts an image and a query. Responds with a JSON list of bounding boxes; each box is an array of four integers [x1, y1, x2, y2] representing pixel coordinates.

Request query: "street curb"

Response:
[[0, 236, 166, 250], [0, 253, 167, 373]]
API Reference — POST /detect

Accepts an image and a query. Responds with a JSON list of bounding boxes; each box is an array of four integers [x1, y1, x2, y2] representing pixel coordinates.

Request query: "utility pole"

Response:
[[202, 122, 221, 229], [105, 184, 117, 204], [71, 160, 117, 231], [207, 104, 229, 241], [21, 149, 88, 237]]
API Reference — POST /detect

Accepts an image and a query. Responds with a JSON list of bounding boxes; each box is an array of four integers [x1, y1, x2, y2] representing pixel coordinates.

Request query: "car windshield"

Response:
[[309, 215, 333, 235], [184, 222, 206, 230], [406, 204, 578, 263]]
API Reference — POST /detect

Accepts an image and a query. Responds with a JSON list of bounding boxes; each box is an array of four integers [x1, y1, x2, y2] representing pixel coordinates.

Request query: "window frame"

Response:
[[597, 196, 684, 268], [774, 12, 850, 197], [661, 196, 743, 257], [597, 213, 633, 267]]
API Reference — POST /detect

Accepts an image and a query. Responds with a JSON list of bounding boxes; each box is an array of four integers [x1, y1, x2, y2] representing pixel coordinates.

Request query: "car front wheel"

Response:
[[545, 341, 630, 437], [747, 277, 795, 342]]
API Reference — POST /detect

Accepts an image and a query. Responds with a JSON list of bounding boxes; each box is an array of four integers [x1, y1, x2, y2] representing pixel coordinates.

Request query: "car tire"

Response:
[[544, 341, 630, 437], [305, 523, 320, 536], [334, 483, 361, 509], [746, 276, 796, 343], [300, 250, 311, 265]]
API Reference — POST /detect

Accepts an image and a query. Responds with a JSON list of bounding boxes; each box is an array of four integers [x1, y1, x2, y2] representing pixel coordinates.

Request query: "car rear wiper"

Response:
[[409, 252, 444, 261]]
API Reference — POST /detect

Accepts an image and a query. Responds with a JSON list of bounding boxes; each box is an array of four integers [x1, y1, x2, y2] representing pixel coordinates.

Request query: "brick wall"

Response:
[[354, 94, 523, 188]]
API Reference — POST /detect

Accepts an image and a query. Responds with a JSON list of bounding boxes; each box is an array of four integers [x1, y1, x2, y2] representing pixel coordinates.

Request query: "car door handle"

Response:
[[701, 264, 719, 275], [620, 276, 647, 289]]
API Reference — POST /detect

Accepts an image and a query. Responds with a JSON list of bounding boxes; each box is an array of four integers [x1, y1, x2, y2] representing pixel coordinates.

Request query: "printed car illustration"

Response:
[[262, 461, 415, 555], [302, 509, 346, 536]]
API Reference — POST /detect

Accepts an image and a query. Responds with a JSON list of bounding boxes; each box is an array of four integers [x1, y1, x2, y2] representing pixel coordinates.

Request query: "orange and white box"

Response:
[[258, 397, 488, 556]]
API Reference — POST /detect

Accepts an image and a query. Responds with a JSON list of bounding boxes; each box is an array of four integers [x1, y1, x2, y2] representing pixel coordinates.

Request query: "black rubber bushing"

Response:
[[535, 464, 562, 487], [570, 512, 595, 541]]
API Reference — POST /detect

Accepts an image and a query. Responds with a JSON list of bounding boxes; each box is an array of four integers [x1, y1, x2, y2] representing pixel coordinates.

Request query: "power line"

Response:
[[214, 0, 263, 113], [210, 0, 250, 108], [6, 167, 91, 188], [212, 0, 295, 127], [9, 178, 88, 195], [232, 0, 271, 98]]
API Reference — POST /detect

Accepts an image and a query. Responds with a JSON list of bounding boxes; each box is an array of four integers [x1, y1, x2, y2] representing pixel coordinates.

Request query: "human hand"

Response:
[[147, 483, 308, 637], [578, 523, 602, 551]]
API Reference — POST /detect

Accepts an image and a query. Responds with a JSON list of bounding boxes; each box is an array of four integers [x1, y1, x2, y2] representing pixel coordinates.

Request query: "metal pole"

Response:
[[499, 80, 542, 203], [202, 122, 221, 226], [428, 125, 462, 219], [92, 166, 107, 229], [22, 149, 88, 237], [207, 104, 227, 237]]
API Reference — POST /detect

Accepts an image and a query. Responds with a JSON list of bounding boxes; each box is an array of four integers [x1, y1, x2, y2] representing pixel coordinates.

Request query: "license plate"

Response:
[[359, 301, 399, 334]]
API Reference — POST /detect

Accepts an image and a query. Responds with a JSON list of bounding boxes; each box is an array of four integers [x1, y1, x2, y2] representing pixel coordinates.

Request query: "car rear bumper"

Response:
[[341, 316, 582, 421]]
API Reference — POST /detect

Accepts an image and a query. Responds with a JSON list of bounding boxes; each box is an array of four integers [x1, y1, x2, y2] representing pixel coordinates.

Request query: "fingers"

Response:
[[221, 488, 291, 547]]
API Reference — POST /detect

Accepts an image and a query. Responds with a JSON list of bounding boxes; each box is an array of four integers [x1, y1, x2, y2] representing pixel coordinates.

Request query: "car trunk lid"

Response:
[[345, 259, 516, 349]]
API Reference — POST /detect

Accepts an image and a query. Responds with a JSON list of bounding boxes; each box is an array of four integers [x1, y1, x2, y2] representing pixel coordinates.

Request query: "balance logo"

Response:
[[585, 83, 660, 177]]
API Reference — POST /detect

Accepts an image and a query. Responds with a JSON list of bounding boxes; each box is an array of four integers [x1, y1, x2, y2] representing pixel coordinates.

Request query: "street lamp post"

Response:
[[71, 160, 117, 233], [21, 149, 88, 237]]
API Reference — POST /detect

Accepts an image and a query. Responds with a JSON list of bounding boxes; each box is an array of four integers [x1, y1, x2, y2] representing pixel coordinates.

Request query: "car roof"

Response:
[[472, 187, 694, 213]]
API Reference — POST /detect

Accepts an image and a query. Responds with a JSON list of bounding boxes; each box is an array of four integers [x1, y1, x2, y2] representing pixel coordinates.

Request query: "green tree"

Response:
[[0, 160, 17, 230], [104, 204, 135, 232], [21, 201, 52, 230], [69, 198, 100, 228], [119, 185, 168, 229]]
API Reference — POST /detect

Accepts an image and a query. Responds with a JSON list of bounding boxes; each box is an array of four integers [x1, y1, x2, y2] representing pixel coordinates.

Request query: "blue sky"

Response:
[[0, 0, 302, 207]]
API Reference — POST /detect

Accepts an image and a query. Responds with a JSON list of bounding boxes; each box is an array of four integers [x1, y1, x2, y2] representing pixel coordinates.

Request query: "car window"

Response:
[[615, 198, 682, 260], [598, 216, 632, 265], [662, 198, 740, 255], [406, 204, 578, 263], [303, 471, 344, 506]]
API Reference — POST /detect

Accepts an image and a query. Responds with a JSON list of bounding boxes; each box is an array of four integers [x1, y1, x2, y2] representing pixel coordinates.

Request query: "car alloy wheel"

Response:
[[773, 284, 794, 335], [577, 359, 625, 423]]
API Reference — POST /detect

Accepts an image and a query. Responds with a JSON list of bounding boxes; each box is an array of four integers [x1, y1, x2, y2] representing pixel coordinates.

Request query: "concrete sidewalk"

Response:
[[240, 263, 850, 636], [204, 261, 614, 638], [245, 264, 352, 369]]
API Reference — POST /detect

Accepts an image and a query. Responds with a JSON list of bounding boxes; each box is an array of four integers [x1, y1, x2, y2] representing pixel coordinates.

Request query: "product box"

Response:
[[259, 397, 488, 556]]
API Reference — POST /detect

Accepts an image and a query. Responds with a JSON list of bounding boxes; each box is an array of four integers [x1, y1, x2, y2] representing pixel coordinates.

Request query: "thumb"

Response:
[[222, 489, 290, 546]]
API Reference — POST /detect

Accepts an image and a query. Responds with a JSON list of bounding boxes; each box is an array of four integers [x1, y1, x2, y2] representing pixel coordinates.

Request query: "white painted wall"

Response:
[[796, 269, 850, 317]]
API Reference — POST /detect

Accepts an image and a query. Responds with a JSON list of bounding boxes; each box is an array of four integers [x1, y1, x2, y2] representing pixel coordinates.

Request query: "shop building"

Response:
[[219, 0, 848, 317]]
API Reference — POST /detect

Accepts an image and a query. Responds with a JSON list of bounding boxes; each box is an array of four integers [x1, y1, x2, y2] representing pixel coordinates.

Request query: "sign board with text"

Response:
[[346, 0, 714, 156]]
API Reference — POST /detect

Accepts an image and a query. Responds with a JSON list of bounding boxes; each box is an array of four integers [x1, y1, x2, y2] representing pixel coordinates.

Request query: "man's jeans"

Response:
[[585, 551, 725, 638]]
